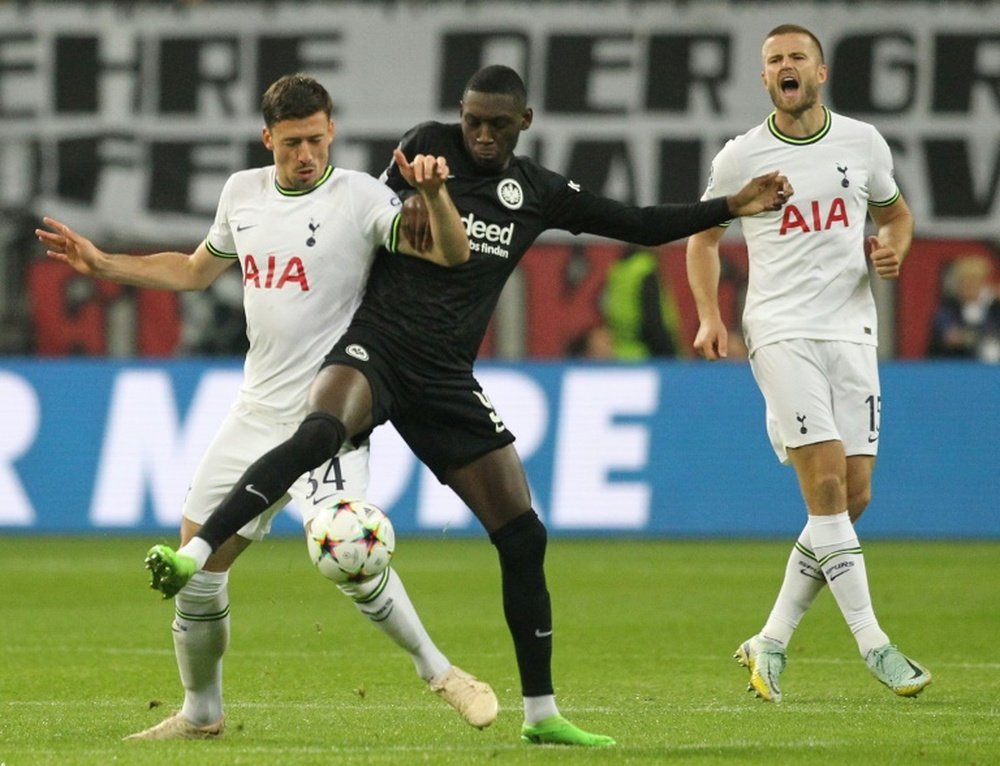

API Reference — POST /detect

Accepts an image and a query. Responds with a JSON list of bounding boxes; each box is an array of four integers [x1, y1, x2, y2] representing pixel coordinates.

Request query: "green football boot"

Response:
[[521, 715, 615, 747], [145, 544, 197, 598]]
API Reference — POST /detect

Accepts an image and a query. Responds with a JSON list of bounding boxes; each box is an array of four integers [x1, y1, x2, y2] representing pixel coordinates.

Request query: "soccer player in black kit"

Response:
[[147, 65, 793, 747]]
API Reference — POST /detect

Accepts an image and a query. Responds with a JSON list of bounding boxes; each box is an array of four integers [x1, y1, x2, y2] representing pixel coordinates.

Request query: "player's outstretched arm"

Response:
[[686, 226, 729, 360], [726, 171, 794, 217], [36, 216, 230, 291], [393, 148, 469, 267]]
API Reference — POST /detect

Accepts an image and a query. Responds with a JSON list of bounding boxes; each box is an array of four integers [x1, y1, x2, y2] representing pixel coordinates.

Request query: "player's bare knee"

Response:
[[808, 473, 847, 514]]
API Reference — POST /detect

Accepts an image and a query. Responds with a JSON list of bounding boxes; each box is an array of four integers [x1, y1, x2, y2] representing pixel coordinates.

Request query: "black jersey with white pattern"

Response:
[[348, 121, 731, 371]]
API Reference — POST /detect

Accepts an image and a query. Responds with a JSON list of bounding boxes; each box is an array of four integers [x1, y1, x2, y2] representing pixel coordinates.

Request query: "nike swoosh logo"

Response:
[[236, 223, 257, 232], [245, 484, 269, 502], [868, 435, 879, 443], [534, 629, 553, 638], [310, 491, 339, 506], [799, 567, 826, 582], [905, 659, 925, 678]]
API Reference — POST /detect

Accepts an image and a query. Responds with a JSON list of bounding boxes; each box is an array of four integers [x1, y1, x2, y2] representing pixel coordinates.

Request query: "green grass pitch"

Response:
[[1, 535, 997, 765]]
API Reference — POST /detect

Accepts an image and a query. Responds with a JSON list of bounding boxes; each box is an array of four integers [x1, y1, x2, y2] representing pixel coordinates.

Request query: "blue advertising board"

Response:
[[0, 359, 996, 538]]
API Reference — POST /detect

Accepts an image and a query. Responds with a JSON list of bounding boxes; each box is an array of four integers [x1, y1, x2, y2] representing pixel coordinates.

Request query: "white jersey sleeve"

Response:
[[867, 129, 900, 207], [205, 175, 239, 258], [702, 139, 741, 226], [350, 172, 404, 253]]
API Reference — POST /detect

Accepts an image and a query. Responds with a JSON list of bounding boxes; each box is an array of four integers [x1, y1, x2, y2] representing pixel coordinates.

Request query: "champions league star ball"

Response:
[[307, 499, 395, 583]]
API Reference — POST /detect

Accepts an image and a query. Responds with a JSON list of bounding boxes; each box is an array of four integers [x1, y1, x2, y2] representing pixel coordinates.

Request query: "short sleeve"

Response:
[[352, 172, 404, 253], [702, 139, 742, 200], [867, 128, 900, 207], [205, 175, 238, 257]]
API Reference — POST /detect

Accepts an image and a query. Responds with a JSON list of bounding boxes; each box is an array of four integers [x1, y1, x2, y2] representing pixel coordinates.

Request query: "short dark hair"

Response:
[[261, 74, 333, 127], [765, 24, 825, 63], [463, 65, 527, 105]]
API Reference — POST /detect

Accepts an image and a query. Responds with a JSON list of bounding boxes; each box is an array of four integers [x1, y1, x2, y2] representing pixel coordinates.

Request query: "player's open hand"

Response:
[[867, 235, 901, 279], [35, 216, 104, 276], [394, 148, 450, 197], [728, 171, 794, 216]]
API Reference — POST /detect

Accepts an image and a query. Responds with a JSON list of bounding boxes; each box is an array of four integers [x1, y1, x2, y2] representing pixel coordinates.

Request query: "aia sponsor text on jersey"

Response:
[[243, 254, 311, 290], [779, 198, 849, 235]]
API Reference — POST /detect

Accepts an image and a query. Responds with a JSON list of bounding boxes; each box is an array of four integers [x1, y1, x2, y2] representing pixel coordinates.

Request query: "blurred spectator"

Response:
[[927, 253, 1000, 362], [601, 246, 682, 359], [179, 268, 248, 355], [566, 322, 615, 359], [0, 208, 33, 354]]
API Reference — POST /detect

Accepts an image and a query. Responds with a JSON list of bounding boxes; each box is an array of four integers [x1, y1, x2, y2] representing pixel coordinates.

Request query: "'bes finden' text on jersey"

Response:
[[205, 165, 402, 418], [702, 107, 899, 354]]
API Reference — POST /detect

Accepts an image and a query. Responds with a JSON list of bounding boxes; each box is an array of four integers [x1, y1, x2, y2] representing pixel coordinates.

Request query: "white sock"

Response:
[[338, 567, 450, 682], [807, 512, 890, 656], [760, 525, 826, 647], [523, 694, 559, 724], [176, 537, 213, 571], [173, 570, 230, 725]]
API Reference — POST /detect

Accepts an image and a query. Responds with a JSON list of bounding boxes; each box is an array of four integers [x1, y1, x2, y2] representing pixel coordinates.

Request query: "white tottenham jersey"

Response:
[[702, 107, 899, 354], [205, 165, 402, 419]]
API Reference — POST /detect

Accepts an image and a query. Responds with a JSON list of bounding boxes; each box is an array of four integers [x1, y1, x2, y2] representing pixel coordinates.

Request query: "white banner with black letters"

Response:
[[2, 1, 998, 242]]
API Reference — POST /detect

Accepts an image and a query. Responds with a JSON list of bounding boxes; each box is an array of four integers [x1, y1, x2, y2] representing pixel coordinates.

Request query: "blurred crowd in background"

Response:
[[12, 224, 999, 363]]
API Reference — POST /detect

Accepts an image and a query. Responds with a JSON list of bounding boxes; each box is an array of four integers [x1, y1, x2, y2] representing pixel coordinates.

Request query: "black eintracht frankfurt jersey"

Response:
[[349, 121, 731, 371]]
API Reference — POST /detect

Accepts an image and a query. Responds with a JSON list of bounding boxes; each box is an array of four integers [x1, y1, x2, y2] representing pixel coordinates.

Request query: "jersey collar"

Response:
[[767, 106, 832, 146], [274, 165, 334, 196]]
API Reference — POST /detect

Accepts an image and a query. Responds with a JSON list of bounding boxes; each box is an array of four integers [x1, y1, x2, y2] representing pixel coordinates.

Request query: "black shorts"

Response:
[[321, 324, 516, 482]]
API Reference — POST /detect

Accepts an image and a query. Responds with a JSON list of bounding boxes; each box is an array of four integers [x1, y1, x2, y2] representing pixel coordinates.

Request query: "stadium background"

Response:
[[0, 0, 997, 538]]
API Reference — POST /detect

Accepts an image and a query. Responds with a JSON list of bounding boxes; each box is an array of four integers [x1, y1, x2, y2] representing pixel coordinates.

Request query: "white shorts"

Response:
[[749, 339, 881, 464], [182, 402, 370, 540]]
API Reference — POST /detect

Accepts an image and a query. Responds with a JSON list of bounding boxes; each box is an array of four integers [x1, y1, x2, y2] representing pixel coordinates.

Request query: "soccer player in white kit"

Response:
[[686, 25, 932, 702], [36, 74, 497, 739]]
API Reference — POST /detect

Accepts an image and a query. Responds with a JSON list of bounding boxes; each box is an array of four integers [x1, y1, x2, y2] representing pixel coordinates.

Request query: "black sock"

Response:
[[198, 413, 346, 549], [489, 510, 553, 697]]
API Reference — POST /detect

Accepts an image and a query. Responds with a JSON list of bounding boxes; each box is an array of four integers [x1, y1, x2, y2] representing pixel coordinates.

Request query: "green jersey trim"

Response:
[[205, 240, 238, 258], [767, 106, 832, 145], [274, 165, 334, 196], [388, 212, 402, 253], [869, 188, 901, 207]]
